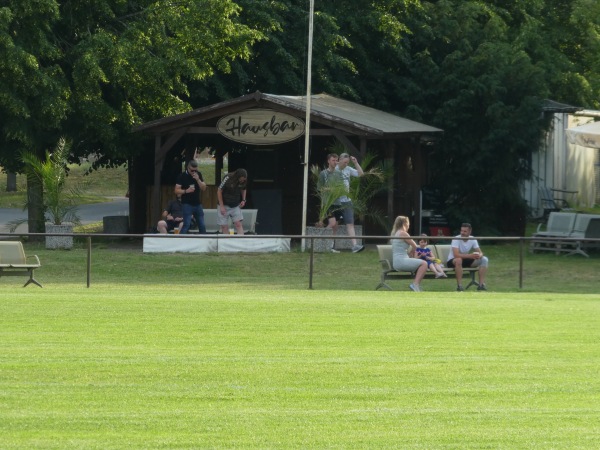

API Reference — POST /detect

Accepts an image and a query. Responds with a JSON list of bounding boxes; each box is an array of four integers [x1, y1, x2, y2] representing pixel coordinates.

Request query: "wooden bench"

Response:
[[0, 241, 43, 287], [375, 244, 479, 291]]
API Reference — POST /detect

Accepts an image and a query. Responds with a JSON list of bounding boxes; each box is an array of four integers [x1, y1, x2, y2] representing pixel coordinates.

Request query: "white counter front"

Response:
[[143, 235, 290, 253]]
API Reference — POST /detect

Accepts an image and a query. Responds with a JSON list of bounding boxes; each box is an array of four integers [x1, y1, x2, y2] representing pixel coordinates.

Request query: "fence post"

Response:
[[519, 238, 524, 289], [87, 236, 92, 288], [309, 237, 315, 289]]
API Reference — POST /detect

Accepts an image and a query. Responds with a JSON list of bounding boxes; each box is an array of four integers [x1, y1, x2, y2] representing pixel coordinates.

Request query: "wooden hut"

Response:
[[131, 91, 442, 235]]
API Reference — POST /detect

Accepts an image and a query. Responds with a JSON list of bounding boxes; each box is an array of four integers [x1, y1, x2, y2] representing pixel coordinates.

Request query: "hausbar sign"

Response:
[[217, 109, 305, 145]]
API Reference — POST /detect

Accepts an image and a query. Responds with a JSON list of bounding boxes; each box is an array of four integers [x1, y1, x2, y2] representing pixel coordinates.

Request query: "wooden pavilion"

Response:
[[130, 91, 442, 235]]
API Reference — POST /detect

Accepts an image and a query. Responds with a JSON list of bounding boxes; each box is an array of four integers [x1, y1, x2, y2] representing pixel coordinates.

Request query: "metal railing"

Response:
[[1, 232, 599, 289]]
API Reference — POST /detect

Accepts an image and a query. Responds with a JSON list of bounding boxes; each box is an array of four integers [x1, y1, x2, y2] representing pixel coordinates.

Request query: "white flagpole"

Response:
[[301, 0, 315, 251]]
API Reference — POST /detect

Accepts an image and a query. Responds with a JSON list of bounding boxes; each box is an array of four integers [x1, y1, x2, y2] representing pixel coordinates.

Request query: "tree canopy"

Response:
[[0, 0, 261, 231], [198, 0, 600, 234], [0, 0, 261, 170], [2, 0, 599, 234]]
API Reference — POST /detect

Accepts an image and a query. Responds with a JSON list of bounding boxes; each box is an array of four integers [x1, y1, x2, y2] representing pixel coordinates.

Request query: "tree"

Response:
[[195, 0, 600, 234], [0, 0, 262, 231], [189, 0, 359, 102], [4, 0, 599, 234]]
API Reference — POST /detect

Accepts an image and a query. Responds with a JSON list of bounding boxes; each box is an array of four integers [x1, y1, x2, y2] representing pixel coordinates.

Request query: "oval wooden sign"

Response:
[[217, 109, 305, 145]]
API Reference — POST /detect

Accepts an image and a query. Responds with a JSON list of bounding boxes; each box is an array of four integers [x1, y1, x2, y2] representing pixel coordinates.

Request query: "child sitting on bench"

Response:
[[416, 234, 447, 279]]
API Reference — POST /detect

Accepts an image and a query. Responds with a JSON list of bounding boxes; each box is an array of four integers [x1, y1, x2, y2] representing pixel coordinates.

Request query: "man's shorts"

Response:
[[217, 205, 244, 226], [447, 258, 479, 268], [334, 202, 354, 225], [166, 219, 181, 232]]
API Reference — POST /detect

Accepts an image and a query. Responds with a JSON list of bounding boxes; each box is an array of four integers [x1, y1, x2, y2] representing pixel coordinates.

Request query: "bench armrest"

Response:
[[26, 255, 41, 266], [379, 258, 393, 272]]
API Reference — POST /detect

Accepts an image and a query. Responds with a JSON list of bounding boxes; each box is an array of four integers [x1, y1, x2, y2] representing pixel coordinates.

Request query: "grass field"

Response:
[[1, 243, 600, 448], [3, 239, 598, 292], [2, 160, 600, 447]]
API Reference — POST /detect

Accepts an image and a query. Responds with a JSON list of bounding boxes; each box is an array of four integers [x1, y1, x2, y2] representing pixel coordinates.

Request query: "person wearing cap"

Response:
[[175, 159, 207, 234]]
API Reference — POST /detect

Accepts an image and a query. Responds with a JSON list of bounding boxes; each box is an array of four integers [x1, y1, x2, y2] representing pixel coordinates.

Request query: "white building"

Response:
[[523, 102, 600, 218]]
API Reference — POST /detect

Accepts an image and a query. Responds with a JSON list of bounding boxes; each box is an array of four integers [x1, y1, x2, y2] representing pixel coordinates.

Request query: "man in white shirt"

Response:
[[446, 223, 489, 291], [334, 153, 364, 253]]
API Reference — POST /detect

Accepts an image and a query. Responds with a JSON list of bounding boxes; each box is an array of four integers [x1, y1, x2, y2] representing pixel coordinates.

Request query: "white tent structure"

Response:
[[565, 117, 600, 208], [566, 120, 600, 148]]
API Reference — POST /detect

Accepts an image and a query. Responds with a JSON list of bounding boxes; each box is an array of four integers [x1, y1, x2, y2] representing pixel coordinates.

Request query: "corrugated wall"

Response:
[[523, 113, 598, 219]]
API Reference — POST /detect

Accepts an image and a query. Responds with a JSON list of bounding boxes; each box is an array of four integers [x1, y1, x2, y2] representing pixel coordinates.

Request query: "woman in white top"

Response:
[[391, 215, 427, 292]]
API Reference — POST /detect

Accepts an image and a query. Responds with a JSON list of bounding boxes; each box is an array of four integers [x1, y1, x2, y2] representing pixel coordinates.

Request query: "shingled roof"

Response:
[[134, 91, 443, 137]]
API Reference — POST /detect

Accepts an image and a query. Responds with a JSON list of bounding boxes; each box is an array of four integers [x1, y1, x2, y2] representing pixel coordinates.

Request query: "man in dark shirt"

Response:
[[175, 160, 207, 233], [217, 168, 248, 234]]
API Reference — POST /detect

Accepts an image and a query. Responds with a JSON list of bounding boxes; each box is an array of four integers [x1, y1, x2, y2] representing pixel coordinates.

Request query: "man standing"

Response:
[[334, 152, 364, 253], [217, 168, 248, 235], [317, 153, 342, 252], [175, 159, 207, 234], [446, 222, 489, 291]]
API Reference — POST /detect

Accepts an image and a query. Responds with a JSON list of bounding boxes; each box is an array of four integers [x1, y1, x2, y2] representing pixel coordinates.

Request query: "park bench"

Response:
[[531, 212, 600, 257], [564, 217, 600, 257], [375, 244, 479, 291], [0, 241, 43, 287], [538, 186, 576, 219], [532, 211, 577, 238]]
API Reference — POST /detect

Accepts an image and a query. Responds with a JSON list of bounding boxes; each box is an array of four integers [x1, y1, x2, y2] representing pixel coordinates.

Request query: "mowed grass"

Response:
[[1, 287, 599, 448], [4, 239, 599, 293], [1, 244, 600, 448]]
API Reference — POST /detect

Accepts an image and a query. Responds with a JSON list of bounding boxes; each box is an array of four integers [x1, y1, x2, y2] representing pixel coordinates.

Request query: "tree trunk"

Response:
[[26, 174, 45, 235], [6, 173, 17, 192]]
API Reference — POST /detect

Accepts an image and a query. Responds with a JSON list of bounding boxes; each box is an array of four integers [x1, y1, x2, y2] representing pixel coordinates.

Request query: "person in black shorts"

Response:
[[157, 194, 183, 233]]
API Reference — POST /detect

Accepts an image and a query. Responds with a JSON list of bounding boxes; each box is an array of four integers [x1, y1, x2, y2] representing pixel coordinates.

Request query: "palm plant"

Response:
[[347, 152, 391, 229], [7, 138, 87, 232], [310, 163, 348, 225]]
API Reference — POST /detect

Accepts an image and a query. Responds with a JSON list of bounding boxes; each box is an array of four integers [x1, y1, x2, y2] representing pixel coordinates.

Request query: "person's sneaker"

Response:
[[330, 247, 340, 253], [409, 283, 419, 292], [477, 284, 488, 291], [435, 273, 444, 279], [456, 285, 465, 292], [352, 245, 365, 253]]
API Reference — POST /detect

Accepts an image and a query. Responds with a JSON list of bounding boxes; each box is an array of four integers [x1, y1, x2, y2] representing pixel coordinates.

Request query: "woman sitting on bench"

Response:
[[391, 215, 427, 292]]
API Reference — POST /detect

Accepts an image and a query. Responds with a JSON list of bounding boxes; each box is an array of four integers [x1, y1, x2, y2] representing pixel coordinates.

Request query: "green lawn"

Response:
[[0, 163, 129, 208], [4, 239, 598, 293], [1, 244, 599, 448]]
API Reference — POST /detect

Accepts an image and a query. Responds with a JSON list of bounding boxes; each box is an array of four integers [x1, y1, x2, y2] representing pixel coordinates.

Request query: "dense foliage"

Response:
[[0, 0, 260, 230], [2, 0, 599, 233]]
